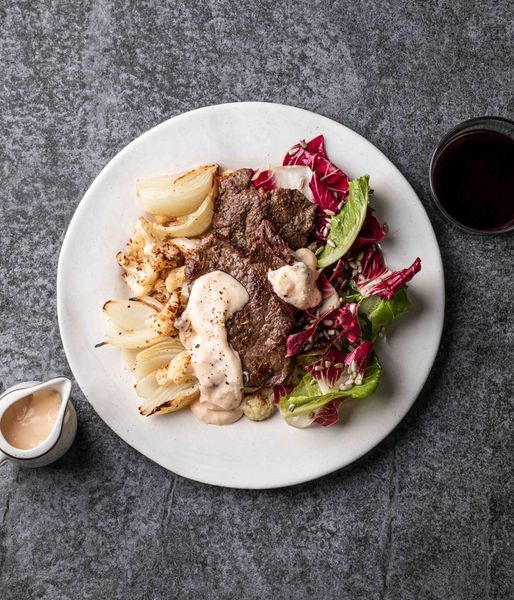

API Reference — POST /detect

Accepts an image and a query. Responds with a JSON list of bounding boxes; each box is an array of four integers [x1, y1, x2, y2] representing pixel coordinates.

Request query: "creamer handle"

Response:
[[0, 450, 8, 465]]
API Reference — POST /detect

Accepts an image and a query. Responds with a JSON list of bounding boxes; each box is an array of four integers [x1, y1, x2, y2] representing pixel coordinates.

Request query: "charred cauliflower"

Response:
[[146, 291, 182, 336], [116, 218, 185, 297], [167, 350, 194, 384]]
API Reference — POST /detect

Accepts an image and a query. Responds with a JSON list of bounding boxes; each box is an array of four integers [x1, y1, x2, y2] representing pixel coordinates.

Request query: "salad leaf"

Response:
[[313, 400, 342, 426], [284, 135, 349, 198], [356, 257, 421, 300], [344, 341, 373, 385], [273, 384, 294, 405], [358, 244, 388, 281], [365, 286, 411, 339], [286, 302, 359, 357], [280, 355, 382, 419], [354, 211, 386, 247], [251, 168, 275, 191], [286, 322, 318, 357], [284, 135, 349, 241], [343, 289, 363, 304], [332, 303, 361, 344], [252, 166, 314, 198], [317, 272, 341, 314], [318, 175, 370, 269], [309, 171, 340, 214]]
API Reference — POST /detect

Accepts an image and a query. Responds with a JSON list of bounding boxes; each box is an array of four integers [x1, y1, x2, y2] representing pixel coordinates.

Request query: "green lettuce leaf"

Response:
[[317, 175, 369, 269], [280, 355, 382, 418], [343, 289, 363, 304], [365, 286, 411, 339]]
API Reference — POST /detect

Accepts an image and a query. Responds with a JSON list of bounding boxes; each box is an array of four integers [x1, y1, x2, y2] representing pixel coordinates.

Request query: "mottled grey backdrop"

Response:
[[0, 1, 513, 599]]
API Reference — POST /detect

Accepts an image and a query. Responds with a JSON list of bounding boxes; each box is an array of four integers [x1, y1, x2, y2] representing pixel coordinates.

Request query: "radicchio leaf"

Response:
[[309, 172, 340, 213], [286, 301, 361, 357], [357, 257, 422, 300], [333, 303, 361, 344], [359, 245, 388, 281], [344, 341, 373, 384], [306, 347, 348, 389], [328, 258, 348, 285], [311, 154, 350, 198], [286, 325, 317, 358], [273, 384, 294, 405], [309, 173, 338, 241], [313, 400, 342, 426], [354, 211, 386, 247], [317, 272, 341, 314], [284, 135, 350, 241], [283, 135, 326, 166], [251, 169, 275, 192]]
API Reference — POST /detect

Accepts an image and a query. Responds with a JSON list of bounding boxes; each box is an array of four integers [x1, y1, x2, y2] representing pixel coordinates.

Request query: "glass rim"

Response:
[[429, 116, 514, 235]]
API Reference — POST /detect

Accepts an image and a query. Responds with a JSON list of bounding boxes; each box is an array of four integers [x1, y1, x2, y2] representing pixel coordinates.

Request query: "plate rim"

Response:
[[57, 101, 445, 489]]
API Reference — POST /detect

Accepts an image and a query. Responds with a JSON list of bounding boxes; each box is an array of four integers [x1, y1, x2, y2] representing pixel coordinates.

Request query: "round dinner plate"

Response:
[[57, 102, 444, 489]]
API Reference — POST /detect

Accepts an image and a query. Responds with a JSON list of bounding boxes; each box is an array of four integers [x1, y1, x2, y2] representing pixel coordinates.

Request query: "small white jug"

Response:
[[0, 378, 77, 467]]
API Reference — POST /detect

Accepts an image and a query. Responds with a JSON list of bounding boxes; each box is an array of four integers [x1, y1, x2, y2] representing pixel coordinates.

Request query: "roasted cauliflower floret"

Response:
[[148, 241, 184, 272], [165, 266, 189, 304], [116, 253, 158, 297], [116, 218, 185, 298], [165, 266, 186, 293], [154, 366, 170, 386], [167, 350, 194, 384], [151, 277, 171, 304], [242, 392, 275, 422], [146, 291, 181, 336]]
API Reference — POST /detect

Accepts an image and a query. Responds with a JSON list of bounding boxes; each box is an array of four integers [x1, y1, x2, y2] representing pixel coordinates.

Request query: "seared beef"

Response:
[[186, 169, 318, 387], [212, 186, 269, 252], [248, 220, 295, 270], [213, 170, 317, 251], [218, 168, 253, 196], [185, 232, 294, 387], [268, 188, 319, 250]]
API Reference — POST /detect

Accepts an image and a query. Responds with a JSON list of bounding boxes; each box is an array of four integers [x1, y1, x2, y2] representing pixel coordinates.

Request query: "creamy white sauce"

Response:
[[190, 400, 243, 425], [176, 271, 249, 425], [294, 247, 318, 270], [267, 248, 321, 310]]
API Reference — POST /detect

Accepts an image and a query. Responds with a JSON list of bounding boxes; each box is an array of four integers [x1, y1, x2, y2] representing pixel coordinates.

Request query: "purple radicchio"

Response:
[[305, 342, 372, 395], [313, 400, 342, 426], [273, 384, 294, 406], [285, 302, 360, 357], [284, 135, 350, 241], [355, 246, 422, 300], [317, 272, 341, 314], [354, 211, 386, 247], [251, 168, 275, 192]]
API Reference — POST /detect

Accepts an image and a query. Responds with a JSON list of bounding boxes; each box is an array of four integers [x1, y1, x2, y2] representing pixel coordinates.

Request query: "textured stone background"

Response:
[[0, 1, 513, 599]]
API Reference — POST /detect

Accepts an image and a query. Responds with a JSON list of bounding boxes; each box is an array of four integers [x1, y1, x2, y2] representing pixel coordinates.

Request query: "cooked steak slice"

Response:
[[248, 220, 295, 271], [213, 170, 318, 251], [268, 188, 319, 249], [185, 233, 294, 387], [218, 168, 253, 196], [211, 186, 268, 252], [185, 232, 250, 286]]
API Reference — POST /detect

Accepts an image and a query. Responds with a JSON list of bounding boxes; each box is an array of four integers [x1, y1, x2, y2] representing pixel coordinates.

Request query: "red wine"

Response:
[[432, 129, 514, 231]]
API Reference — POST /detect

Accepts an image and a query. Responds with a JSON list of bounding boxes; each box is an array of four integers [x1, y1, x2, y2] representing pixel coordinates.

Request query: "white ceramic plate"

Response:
[[57, 102, 444, 489]]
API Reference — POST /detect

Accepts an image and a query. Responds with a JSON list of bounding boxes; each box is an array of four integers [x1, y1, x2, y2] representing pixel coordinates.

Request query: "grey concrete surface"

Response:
[[1, 1, 513, 599]]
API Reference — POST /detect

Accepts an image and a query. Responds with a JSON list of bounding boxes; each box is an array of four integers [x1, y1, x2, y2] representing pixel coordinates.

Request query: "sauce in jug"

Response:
[[1, 389, 62, 449]]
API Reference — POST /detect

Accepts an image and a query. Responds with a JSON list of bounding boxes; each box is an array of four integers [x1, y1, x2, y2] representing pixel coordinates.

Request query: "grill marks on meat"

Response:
[[185, 233, 295, 387], [212, 186, 269, 252], [185, 169, 318, 387]]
